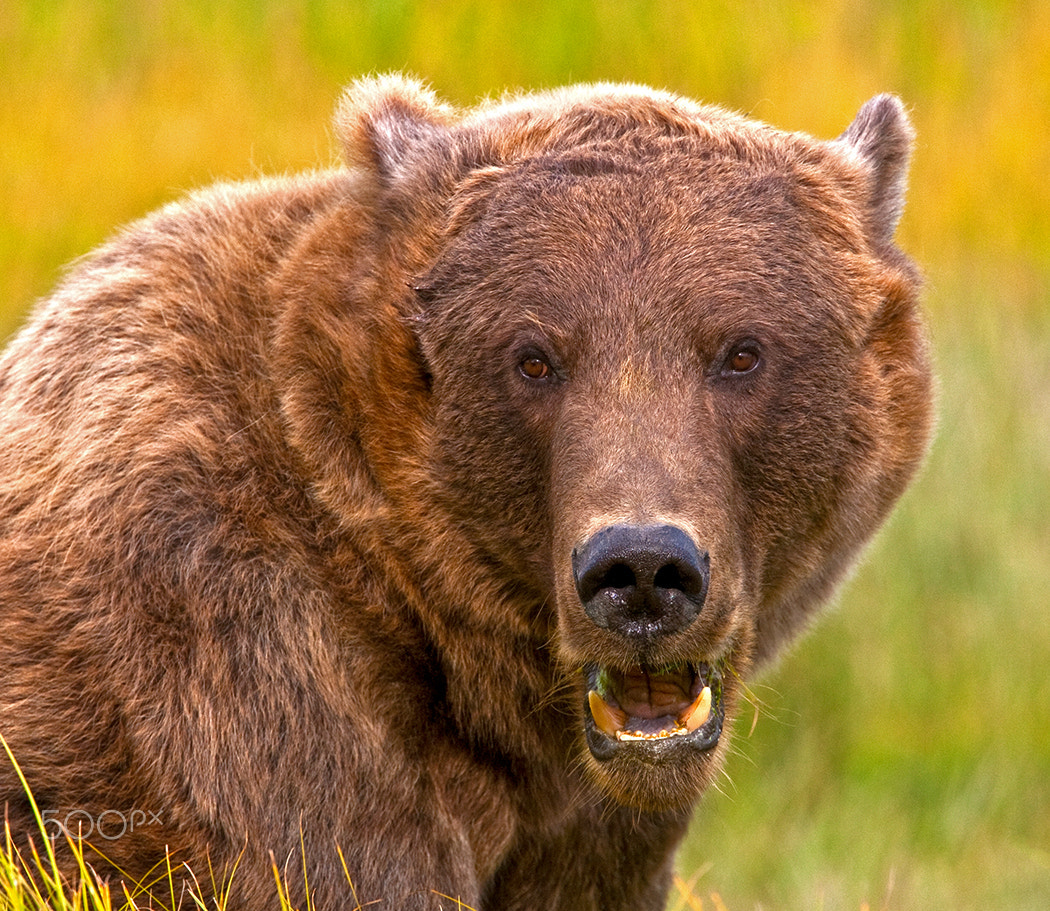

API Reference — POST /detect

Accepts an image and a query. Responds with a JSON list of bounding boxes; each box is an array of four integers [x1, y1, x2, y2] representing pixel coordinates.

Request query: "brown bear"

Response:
[[0, 76, 932, 910]]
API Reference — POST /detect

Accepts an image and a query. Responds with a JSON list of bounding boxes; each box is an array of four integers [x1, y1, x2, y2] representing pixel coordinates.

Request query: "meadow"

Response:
[[1, 1, 1048, 908]]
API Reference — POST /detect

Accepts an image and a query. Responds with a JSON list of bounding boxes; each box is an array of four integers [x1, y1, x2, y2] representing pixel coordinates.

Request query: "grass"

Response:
[[1, 2, 1048, 909], [1, 734, 140, 911], [3, 733, 300, 911]]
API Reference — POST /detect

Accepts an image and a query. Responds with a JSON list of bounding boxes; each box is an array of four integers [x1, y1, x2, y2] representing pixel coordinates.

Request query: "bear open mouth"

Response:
[[583, 661, 724, 759]]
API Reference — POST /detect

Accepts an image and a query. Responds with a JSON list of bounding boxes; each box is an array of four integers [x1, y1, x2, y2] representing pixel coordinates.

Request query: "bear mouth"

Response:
[[583, 661, 725, 761]]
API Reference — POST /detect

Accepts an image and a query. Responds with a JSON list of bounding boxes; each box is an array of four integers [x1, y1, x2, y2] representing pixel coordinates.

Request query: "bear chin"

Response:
[[581, 660, 732, 809]]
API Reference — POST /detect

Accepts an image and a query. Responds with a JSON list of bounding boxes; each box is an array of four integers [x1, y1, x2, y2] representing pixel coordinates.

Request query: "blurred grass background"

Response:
[[1, 1, 1047, 908]]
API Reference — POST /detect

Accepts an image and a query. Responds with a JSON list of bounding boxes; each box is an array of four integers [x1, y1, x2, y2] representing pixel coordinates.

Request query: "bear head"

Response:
[[275, 76, 932, 810]]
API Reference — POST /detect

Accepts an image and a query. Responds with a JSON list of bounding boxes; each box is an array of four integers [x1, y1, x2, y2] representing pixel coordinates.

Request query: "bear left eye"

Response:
[[519, 356, 552, 381]]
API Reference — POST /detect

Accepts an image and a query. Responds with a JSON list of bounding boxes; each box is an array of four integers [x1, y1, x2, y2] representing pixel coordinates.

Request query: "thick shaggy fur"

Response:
[[0, 77, 932, 910]]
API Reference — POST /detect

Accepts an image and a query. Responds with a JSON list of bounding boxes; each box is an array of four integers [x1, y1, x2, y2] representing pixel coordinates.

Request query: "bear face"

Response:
[[387, 95, 931, 808]]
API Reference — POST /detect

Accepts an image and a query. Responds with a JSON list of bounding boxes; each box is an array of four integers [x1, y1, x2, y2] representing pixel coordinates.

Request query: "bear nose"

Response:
[[572, 523, 710, 641]]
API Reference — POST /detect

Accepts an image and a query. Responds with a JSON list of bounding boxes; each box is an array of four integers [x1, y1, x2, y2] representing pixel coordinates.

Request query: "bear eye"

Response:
[[519, 356, 552, 381], [721, 343, 762, 377]]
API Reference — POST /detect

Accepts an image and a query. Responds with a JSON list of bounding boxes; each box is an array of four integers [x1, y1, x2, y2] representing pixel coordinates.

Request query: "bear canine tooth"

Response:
[[588, 689, 627, 737], [681, 686, 712, 733]]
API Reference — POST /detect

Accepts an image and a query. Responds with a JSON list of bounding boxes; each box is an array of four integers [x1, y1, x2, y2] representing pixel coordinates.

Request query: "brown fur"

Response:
[[0, 76, 932, 909]]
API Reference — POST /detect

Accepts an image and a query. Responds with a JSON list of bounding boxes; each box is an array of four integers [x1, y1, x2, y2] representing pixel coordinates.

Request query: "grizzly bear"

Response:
[[0, 76, 931, 910]]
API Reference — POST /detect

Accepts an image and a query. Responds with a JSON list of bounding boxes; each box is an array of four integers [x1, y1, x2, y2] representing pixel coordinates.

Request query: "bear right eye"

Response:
[[719, 341, 763, 378]]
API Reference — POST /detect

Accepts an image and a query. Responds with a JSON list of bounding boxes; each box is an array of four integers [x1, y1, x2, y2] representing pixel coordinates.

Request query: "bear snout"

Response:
[[571, 523, 710, 642]]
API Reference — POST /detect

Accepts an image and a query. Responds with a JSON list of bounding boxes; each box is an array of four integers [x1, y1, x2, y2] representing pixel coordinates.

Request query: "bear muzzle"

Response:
[[571, 523, 728, 772]]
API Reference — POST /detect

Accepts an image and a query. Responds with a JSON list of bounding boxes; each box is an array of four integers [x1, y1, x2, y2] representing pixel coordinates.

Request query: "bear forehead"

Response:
[[449, 137, 860, 265], [490, 140, 798, 208], [426, 147, 866, 330]]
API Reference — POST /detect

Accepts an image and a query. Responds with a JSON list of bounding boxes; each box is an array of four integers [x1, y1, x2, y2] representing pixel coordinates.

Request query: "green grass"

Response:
[[1, 2, 1048, 909]]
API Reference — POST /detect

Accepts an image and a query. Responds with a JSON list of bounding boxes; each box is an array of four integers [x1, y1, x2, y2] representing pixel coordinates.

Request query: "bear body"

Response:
[[0, 78, 931, 910]]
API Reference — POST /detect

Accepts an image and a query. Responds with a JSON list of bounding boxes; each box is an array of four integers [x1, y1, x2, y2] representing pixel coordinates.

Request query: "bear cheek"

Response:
[[430, 392, 559, 589], [727, 379, 863, 608]]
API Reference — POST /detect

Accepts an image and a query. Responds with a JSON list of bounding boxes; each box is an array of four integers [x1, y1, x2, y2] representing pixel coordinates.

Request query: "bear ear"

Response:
[[335, 74, 456, 184], [837, 94, 915, 243]]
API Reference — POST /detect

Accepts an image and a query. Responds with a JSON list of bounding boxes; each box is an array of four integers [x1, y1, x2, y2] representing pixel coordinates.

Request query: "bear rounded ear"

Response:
[[335, 74, 457, 185], [838, 94, 915, 243]]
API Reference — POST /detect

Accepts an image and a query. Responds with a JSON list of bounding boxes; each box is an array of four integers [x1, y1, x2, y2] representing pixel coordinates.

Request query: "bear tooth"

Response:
[[588, 689, 627, 737], [682, 686, 712, 732]]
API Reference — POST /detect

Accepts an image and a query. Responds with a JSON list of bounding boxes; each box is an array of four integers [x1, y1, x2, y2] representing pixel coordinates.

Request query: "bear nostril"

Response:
[[602, 563, 636, 592], [572, 523, 710, 639], [653, 563, 683, 591]]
